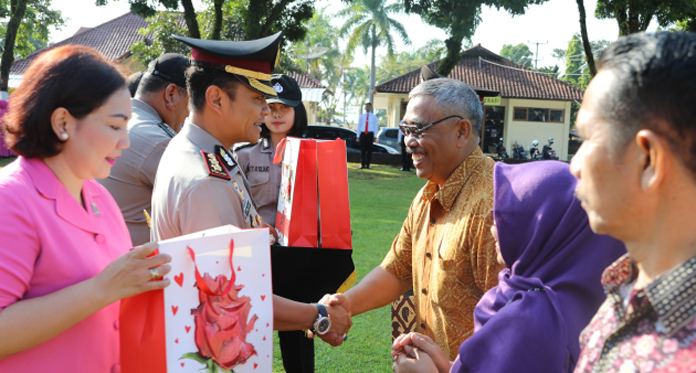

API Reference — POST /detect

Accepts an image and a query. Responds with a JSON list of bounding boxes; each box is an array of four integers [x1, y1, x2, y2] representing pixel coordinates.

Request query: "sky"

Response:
[[49, 0, 659, 72]]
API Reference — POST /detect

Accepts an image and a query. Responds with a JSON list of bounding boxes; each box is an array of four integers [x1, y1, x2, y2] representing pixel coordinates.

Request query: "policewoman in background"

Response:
[[0, 45, 171, 372], [235, 73, 312, 373]]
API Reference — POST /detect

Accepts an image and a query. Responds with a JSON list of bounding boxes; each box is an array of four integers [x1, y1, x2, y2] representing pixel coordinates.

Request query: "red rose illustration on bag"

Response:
[[181, 241, 258, 373]]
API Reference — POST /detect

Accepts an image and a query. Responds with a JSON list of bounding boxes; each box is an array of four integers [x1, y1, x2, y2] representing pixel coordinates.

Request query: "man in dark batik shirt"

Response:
[[571, 32, 696, 372]]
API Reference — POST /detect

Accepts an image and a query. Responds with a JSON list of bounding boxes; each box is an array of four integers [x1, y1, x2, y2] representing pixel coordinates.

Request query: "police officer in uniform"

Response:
[[235, 74, 307, 226], [150, 33, 350, 347], [99, 53, 190, 246], [235, 74, 312, 373]]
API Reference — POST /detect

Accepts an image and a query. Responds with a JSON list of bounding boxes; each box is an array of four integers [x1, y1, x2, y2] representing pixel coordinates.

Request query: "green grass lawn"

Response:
[[0, 157, 424, 372], [0, 156, 15, 168], [272, 162, 425, 373]]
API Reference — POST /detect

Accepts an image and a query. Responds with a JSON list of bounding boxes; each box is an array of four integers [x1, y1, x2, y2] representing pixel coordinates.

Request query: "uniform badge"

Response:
[[252, 215, 263, 228], [243, 199, 251, 218], [201, 150, 231, 180], [214, 145, 236, 171], [232, 180, 244, 199], [273, 82, 283, 93]]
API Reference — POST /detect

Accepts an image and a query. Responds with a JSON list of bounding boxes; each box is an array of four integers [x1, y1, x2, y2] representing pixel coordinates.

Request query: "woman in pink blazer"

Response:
[[0, 45, 172, 372]]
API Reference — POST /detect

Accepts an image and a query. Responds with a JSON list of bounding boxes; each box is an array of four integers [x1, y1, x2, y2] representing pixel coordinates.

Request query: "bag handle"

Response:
[[273, 137, 289, 164], [187, 239, 236, 296]]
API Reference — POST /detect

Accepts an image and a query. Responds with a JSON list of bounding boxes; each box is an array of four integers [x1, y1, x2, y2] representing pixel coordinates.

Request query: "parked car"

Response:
[[376, 127, 402, 154], [302, 125, 400, 155]]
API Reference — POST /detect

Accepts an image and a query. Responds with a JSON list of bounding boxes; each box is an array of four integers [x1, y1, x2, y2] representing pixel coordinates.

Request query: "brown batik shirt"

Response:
[[381, 147, 504, 360]]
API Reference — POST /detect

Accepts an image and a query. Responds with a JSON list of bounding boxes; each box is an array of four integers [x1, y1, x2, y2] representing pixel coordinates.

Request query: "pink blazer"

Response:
[[0, 157, 131, 372]]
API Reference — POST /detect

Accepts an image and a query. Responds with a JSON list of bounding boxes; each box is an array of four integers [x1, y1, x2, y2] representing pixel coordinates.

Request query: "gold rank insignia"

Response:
[[201, 150, 231, 180], [215, 145, 236, 171]]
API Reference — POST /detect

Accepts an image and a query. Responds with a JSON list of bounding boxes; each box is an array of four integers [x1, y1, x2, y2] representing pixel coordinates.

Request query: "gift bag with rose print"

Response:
[[120, 225, 273, 373]]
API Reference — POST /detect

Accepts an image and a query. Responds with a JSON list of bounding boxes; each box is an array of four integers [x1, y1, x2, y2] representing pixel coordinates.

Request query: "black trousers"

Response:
[[400, 138, 412, 170], [279, 330, 315, 373], [359, 132, 374, 167]]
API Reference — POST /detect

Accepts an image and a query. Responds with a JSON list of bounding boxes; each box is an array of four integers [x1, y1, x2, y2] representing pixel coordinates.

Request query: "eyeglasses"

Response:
[[399, 115, 463, 139]]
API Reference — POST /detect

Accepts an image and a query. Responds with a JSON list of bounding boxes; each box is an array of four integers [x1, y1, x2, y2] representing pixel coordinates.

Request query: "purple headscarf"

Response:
[[451, 161, 625, 373]]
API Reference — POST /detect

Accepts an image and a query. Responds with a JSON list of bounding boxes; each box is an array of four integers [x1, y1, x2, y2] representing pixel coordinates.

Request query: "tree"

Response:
[[342, 65, 371, 109], [0, 0, 64, 92], [401, 0, 549, 76], [499, 43, 533, 68], [556, 34, 609, 89], [575, 0, 596, 78], [338, 0, 410, 103], [376, 41, 444, 82], [288, 7, 346, 92], [595, 0, 696, 36], [240, 0, 315, 41], [130, 12, 191, 64]]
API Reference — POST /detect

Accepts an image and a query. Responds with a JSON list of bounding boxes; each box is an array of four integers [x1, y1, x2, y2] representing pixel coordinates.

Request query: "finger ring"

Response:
[[150, 268, 160, 280]]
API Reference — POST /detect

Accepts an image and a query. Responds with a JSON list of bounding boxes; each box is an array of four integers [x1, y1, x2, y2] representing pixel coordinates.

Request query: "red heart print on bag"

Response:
[[174, 273, 184, 287]]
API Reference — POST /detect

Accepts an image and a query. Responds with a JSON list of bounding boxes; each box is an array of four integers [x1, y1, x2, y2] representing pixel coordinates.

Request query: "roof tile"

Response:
[[375, 45, 584, 101]]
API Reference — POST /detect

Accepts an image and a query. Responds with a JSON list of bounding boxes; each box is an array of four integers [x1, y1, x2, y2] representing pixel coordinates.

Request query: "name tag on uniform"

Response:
[[248, 165, 270, 173]]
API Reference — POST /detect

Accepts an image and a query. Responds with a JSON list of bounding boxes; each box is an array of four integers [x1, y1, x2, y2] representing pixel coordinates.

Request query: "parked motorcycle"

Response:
[[512, 142, 529, 160], [529, 140, 541, 160], [541, 137, 559, 160], [495, 137, 509, 160]]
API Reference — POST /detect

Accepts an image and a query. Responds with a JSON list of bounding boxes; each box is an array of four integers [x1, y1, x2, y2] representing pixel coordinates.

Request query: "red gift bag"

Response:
[[120, 289, 166, 373], [317, 140, 352, 249], [274, 137, 351, 250]]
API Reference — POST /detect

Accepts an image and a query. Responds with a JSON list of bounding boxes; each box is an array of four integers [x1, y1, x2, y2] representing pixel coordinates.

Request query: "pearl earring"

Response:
[[60, 133, 69, 140]]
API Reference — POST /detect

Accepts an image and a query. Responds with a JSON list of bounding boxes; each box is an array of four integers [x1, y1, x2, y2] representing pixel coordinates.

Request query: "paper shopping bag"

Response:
[[317, 140, 352, 250], [274, 137, 318, 247], [120, 226, 273, 373]]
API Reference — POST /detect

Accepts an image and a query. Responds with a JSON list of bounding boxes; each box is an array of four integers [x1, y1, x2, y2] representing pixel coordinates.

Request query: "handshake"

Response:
[[312, 293, 352, 347]]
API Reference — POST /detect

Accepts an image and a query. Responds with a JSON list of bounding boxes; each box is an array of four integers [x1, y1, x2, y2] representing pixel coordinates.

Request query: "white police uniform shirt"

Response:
[[151, 121, 262, 241]]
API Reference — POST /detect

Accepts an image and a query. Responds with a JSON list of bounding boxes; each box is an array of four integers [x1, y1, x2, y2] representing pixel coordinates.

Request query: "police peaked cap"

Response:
[[172, 32, 283, 97]]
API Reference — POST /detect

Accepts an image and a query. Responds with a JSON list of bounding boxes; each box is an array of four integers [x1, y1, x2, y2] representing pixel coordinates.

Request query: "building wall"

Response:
[[374, 93, 572, 160], [502, 98, 571, 160]]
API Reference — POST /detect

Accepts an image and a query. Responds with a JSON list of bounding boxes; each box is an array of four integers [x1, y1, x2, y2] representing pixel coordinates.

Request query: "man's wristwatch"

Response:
[[312, 303, 331, 335]]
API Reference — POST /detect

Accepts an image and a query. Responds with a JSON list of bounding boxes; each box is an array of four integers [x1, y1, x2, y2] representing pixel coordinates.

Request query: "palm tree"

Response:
[[338, 0, 410, 103]]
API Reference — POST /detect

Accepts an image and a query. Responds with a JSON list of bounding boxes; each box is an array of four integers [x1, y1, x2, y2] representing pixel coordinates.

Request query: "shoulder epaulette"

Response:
[[201, 150, 231, 180], [215, 145, 238, 171]]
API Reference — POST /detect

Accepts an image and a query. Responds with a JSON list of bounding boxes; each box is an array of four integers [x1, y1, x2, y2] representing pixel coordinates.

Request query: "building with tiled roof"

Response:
[[8, 12, 185, 88], [373, 45, 584, 160]]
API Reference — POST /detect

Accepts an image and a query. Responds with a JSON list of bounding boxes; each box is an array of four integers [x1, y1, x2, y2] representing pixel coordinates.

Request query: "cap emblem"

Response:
[[274, 83, 284, 93]]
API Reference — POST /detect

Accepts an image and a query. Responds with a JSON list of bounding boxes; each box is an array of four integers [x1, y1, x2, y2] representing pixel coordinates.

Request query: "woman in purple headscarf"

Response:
[[392, 161, 626, 373]]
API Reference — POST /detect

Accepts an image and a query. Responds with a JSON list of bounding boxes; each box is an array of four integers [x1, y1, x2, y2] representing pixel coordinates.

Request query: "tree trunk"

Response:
[[576, 0, 596, 77], [180, 0, 200, 39], [1, 0, 29, 93], [369, 41, 376, 104], [436, 35, 463, 77], [210, 0, 224, 40]]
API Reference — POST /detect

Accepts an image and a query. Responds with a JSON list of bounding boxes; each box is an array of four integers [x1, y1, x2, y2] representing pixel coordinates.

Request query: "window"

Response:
[[513, 107, 564, 123], [383, 129, 398, 139], [550, 109, 564, 122], [514, 108, 528, 120]]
